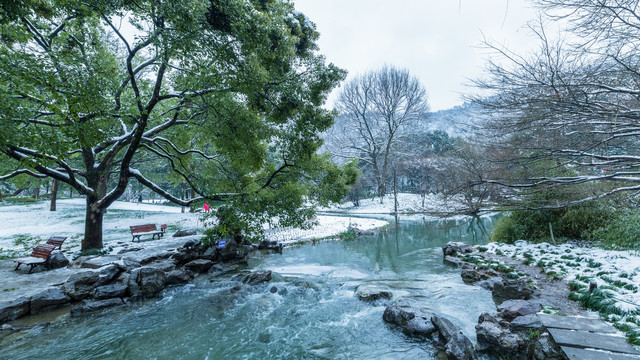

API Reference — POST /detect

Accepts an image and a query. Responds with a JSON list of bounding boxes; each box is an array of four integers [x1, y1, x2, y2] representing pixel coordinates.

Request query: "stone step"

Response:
[[549, 328, 640, 355], [562, 347, 640, 360], [539, 314, 617, 334]]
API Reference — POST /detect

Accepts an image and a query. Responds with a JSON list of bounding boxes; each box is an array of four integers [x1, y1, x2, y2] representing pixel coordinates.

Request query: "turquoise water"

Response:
[[0, 216, 497, 360]]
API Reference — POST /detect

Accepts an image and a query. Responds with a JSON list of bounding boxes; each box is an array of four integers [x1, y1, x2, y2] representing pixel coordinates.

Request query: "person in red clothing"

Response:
[[203, 202, 210, 213]]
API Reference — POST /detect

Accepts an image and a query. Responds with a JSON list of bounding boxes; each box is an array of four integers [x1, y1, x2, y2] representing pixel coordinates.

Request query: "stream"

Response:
[[0, 215, 497, 360]]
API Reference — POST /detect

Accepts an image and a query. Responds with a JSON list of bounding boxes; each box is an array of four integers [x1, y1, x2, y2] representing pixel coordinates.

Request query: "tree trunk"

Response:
[[50, 179, 59, 211], [33, 187, 40, 200], [99, 174, 108, 214], [69, 187, 73, 198], [190, 188, 195, 213], [12, 188, 24, 196], [83, 198, 104, 251], [393, 168, 398, 214]]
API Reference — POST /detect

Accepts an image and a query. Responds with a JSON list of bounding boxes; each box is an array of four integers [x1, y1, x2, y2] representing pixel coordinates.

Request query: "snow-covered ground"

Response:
[[0, 199, 387, 257], [320, 192, 468, 215], [484, 240, 640, 338], [264, 216, 388, 245]]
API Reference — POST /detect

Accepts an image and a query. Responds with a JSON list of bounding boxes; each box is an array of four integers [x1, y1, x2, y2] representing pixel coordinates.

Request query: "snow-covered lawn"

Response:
[[0, 199, 203, 255], [320, 192, 468, 215], [0, 199, 388, 257], [484, 240, 640, 342]]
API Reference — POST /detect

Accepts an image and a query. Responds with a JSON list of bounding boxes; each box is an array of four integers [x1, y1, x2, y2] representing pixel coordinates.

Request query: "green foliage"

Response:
[[1, 196, 39, 205], [338, 229, 356, 241], [0, 0, 350, 249], [13, 234, 41, 251], [590, 210, 640, 251], [491, 202, 613, 244]]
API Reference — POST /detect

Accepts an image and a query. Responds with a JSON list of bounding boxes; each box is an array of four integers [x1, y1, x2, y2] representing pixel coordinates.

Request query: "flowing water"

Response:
[[0, 215, 497, 360]]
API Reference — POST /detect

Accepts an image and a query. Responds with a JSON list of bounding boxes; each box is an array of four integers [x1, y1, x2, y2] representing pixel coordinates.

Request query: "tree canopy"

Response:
[[0, 0, 353, 249]]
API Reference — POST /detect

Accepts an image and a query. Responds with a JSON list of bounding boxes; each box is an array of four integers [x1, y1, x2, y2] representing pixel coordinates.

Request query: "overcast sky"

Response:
[[293, 0, 541, 111]]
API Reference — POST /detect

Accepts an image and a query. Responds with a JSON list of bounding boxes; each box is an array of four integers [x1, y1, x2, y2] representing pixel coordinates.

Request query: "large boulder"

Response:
[[0, 297, 30, 323], [242, 271, 272, 285], [30, 288, 70, 314], [442, 242, 473, 257], [62, 271, 100, 301], [46, 252, 70, 269], [127, 267, 166, 298], [492, 279, 534, 305], [184, 259, 214, 273], [70, 298, 124, 316], [165, 270, 193, 285], [383, 301, 437, 337], [95, 264, 121, 286], [356, 285, 392, 302], [432, 315, 476, 360], [476, 321, 525, 356], [497, 300, 541, 321], [92, 284, 128, 300], [509, 314, 543, 332]]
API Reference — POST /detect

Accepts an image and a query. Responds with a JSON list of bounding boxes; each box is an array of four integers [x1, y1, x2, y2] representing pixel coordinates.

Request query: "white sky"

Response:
[[293, 0, 541, 111]]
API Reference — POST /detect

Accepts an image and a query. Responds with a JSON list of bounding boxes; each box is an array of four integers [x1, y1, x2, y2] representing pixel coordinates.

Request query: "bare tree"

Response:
[[332, 65, 429, 200], [471, 2, 640, 208]]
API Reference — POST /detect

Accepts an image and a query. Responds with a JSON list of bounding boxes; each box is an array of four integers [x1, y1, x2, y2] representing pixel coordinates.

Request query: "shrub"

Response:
[[590, 210, 640, 251], [491, 202, 613, 244]]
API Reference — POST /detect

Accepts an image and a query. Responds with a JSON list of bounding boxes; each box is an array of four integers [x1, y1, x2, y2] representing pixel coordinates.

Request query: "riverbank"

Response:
[[437, 241, 640, 359]]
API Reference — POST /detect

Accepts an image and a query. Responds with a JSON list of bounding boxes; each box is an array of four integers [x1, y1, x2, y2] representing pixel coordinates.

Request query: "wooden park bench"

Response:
[[46, 236, 67, 250], [130, 224, 166, 242], [13, 244, 56, 274]]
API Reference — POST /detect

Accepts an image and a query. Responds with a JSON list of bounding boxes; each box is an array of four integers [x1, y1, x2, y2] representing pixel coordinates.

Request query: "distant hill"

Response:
[[414, 102, 485, 138]]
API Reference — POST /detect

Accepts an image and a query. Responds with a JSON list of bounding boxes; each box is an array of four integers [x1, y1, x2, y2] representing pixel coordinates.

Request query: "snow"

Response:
[[485, 240, 640, 317], [0, 199, 388, 256], [265, 215, 387, 245], [320, 192, 468, 215]]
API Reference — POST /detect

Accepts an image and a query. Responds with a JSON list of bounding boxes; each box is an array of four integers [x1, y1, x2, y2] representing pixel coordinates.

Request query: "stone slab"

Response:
[[540, 314, 617, 334], [549, 328, 640, 355], [562, 347, 640, 360]]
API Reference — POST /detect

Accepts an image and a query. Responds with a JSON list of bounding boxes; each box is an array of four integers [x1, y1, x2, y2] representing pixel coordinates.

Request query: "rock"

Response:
[[173, 229, 197, 237], [510, 314, 543, 332], [201, 246, 218, 261], [442, 242, 473, 257], [533, 335, 562, 360], [127, 267, 166, 298], [208, 263, 233, 277], [383, 301, 437, 337], [70, 298, 124, 316], [92, 284, 128, 300], [62, 271, 100, 301], [347, 226, 375, 236], [30, 288, 70, 314], [96, 264, 121, 286], [461, 268, 500, 284], [75, 255, 122, 269], [258, 240, 283, 253], [242, 271, 272, 285], [218, 238, 245, 262], [432, 315, 476, 360], [46, 252, 70, 269], [443, 256, 465, 266], [184, 259, 214, 273], [497, 300, 541, 321], [165, 270, 193, 285], [475, 320, 522, 352], [270, 286, 278, 294], [0, 297, 30, 323], [476, 277, 503, 291], [492, 279, 534, 305], [356, 285, 393, 302], [147, 259, 176, 273]]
